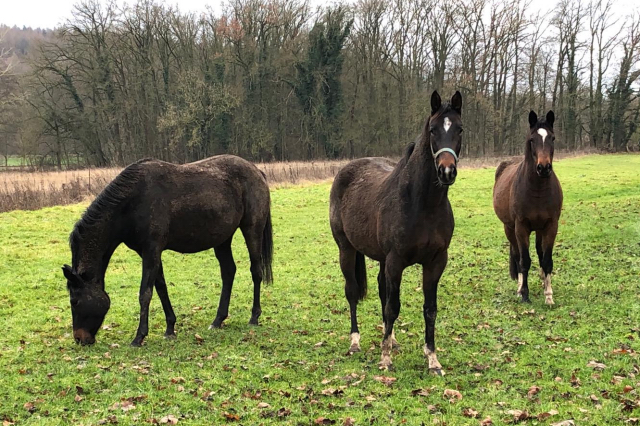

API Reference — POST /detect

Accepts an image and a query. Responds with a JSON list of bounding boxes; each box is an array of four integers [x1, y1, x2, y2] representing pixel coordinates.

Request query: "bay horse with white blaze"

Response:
[[330, 91, 463, 373], [493, 111, 563, 304], [62, 155, 273, 346]]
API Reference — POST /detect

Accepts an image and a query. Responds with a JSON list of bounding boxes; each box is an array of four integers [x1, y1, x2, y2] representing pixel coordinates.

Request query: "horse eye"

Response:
[[459, 128, 464, 134], [430, 128, 436, 134]]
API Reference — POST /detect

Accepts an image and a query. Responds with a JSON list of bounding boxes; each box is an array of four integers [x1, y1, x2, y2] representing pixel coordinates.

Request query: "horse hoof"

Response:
[[164, 332, 177, 339], [348, 344, 361, 354], [248, 318, 259, 326], [545, 297, 555, 305], [130, 340, 143, 347], [430, 368, 444, 376]]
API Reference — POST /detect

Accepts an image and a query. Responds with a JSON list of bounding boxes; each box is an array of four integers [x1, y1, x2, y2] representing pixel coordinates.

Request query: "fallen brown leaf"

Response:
[[586, 360, 606, 370], [506, 409, 530, 422], [479, 417, 493, 426], [277, 408, 291, 417], [314, 417, 336, 425], [343, 417, 356, 426], [411, 388, 430, 397], [537, 409, 559, 420], [443, 389, 463, 403], [159, 415, 179, 424], [373, 376, 397, 386], [527, 386, 541, 398], [222, 412, 239, 421], [257, 402, 270, 408], [463, 407, 479, 418]]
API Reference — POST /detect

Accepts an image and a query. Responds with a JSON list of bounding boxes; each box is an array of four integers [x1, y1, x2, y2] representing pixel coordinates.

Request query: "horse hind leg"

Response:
[[210, 238, 236, 329], [154, 262, 177, 338], [338, 245, 366, 354], [242, 225, 265, 325], [377, 262, 398, 348]]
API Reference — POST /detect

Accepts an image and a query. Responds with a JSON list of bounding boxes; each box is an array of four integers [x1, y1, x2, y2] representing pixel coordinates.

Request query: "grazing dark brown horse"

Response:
[[330, 91, 463, 373], [493, 111, 563, 304], [62, 155, 273, 346]]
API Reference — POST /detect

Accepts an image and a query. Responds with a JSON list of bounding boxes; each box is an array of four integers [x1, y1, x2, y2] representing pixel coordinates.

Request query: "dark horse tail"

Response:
[[261, 204, 274, 285], [354, 252, 367, 300]]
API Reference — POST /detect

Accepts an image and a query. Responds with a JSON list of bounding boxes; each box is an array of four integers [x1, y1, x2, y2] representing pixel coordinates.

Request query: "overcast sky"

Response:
[[1, 0, 638, 30], [1, 0, 225, 29]]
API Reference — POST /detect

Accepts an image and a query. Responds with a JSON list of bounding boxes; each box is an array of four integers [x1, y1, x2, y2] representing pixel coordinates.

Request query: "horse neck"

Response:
[[403, 133, 449, 208], [72, 217, 123, 288]]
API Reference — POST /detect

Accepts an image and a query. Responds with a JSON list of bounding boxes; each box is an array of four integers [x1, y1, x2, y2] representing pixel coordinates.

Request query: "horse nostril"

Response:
[[537, 164, 543, 173], [547, 164, 552, 171]]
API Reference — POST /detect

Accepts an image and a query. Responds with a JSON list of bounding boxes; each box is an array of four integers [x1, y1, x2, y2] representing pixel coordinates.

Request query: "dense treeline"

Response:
[[0, 0, 639, 167]]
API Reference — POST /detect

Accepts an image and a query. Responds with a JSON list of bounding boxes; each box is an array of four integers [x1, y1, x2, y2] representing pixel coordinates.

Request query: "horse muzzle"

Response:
[[74, 329, 96, 345], [437, 164, 457, 185], [536, 163, 552, 178]]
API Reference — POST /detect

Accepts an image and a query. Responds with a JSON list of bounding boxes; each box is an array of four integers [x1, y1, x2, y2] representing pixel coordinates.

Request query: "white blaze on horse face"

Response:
[[537, 128, 548, 147], [443, 117, 452, 133]]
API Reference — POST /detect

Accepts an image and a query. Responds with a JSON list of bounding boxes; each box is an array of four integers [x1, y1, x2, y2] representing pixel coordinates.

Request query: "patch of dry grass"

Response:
[[0, 151, 598, 213]]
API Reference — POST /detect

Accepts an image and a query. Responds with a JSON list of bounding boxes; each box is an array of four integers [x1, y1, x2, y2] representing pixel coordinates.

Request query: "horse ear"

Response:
[[62, 264, 82, 289], [546, 110, 555, 128], [528, 111, 538, 128], [431, 90, 442, 114], [451, 91, 462, 114]]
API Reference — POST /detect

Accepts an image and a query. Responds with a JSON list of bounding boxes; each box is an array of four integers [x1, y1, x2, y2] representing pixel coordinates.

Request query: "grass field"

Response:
[[1, 154, 639, 425]]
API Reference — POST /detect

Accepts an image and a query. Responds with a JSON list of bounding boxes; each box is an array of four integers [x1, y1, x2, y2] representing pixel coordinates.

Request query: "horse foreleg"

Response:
[[535, 232, 545, 280], [132, 250, 161, 347], [211, 238, 236, 329], [540, 221, 558, 305], [515, 222, 532, 303], [154, 262, 177, 338], [380, 255, 404, 370], [423, 251, 447, 375]]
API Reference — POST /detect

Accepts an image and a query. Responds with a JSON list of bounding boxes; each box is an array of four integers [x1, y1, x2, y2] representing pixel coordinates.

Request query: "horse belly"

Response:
[[165, 202, 242, 253]]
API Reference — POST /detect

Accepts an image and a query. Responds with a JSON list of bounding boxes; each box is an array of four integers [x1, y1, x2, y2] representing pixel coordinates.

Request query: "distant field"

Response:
[[0, 154, 639, 425]]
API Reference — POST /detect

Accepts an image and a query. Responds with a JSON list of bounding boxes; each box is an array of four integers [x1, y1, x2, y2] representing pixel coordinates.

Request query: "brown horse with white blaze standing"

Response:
[[330, 91, 463, 373], [493, 111, 563, 304]]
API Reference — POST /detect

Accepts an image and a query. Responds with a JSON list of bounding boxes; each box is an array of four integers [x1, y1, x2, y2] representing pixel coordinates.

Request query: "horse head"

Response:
[[63, 264, 110, 345], [528, 110, 555, 178], [428, 90, 463, 185]]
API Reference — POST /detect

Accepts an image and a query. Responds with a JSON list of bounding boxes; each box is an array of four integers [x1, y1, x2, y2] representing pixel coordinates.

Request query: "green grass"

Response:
[[1, 154, 639, 425]]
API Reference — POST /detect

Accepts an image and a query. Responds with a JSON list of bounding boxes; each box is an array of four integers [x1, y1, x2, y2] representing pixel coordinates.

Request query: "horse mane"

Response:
[[69, 158, 153, 263]]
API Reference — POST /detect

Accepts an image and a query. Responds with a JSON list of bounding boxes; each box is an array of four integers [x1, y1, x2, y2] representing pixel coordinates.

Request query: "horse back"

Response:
[[330, 157, 396, 261], [125, 156, 268, 253]]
